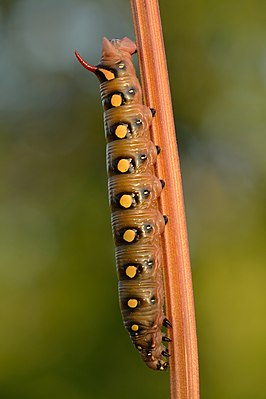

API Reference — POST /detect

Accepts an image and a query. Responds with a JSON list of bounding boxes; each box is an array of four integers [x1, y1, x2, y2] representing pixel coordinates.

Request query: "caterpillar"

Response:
[[75, 37, 171, 371]]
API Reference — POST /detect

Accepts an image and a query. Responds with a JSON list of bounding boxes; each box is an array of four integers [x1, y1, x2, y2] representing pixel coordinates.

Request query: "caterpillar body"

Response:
[[75, 37, 171, 371]]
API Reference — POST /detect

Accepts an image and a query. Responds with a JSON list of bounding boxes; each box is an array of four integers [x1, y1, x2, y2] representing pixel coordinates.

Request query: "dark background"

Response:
[[0, 0, 265, 398]]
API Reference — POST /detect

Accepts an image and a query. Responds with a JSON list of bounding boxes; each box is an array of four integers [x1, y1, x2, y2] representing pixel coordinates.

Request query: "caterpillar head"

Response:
[[102, 37, 137, 59], [75, 37, 138, 83]]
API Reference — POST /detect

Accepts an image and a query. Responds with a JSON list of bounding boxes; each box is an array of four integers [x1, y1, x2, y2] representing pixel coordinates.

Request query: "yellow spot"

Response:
[[98, 68, 115, 80], [127, 299, 138, 308], [131, 324, 139, 332], [117, 159, 130, 173], [120, 194, 132, 208], [125, 265, 137, 278], [137, 346, 142, 351], [123, 229, 136, 242], [115, 124, 128, 138], [111, 94, 122, 107]]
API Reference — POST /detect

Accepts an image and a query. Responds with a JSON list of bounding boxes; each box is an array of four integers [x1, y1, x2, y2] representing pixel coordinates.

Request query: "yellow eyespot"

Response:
[[115, 124, 128, 139], [123, 229, 136, 243], [98, 68, 115, 80], [117, 159, 130, 173], [120, 194, 133, 208], [127, 299, 138, 308], [125, 265, 137, 278], [111, 94, 122, 107], [131, 324, 139, 332]]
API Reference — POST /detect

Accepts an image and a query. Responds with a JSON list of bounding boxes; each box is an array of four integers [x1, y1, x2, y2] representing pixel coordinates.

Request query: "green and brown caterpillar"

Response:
[[75, 37, 171, 370]]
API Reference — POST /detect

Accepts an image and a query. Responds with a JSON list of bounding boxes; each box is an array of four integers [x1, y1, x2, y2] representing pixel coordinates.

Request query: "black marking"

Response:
[[162, 336, 172, 342], [142, 189, 150, 198], [150, 296, 156, 305], [140, 153, 147, 161], [163, 318, 172, 328], [156, 361, 168, 371], [160, 179, 166, 189], [145, 224, 153, 233], [150, 108, 156, 117], [146, 259, 154, 268], [162, 350, 171, 358], [163, 215, 169, 225], [94, 64, 117, 82], [156, 145, 161, 155]]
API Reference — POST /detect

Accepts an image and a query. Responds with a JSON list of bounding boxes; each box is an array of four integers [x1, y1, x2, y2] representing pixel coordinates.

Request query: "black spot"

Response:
[[145, 224, 153, 233], [140, 153, 147, 161], [156, 145, 161, 155], [150, 296, 156, 305], [128, 88, 135, 95], [150, 108, 156, 117], [162, 336, 172, 342], [160, 179, 166, 189], [142, 189, 150, 198], [135, 118, 143, 126], [146, 259, 154, 268], [163, 215, 169, 225], [129, 329, 139, 337], [162, 350, 171, 357], [163, 318, 172, 328]]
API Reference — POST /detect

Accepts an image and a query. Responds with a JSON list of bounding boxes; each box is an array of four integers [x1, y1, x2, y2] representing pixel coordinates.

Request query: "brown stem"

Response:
[[130, 1, 200, 398]]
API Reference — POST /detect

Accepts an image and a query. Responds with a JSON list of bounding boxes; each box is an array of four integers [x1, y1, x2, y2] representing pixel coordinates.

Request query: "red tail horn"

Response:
[[74, 51, 97, 73]]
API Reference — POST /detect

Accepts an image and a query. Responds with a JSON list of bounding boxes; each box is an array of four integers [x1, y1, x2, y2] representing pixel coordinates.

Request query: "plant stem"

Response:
[[130, 1, 200, 398]]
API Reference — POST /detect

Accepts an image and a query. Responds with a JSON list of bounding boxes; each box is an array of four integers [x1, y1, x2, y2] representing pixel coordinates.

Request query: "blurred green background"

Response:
[[0, 0, 265, 398]]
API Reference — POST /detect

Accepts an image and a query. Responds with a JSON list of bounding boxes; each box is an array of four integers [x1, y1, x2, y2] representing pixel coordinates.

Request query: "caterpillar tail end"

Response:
[[74, 51, 97, 73]]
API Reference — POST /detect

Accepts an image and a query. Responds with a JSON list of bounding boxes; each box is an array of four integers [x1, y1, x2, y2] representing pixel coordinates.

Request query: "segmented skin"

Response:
[[76, 37, 169, 370]]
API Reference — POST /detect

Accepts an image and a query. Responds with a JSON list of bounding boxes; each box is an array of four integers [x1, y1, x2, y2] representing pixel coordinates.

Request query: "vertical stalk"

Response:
[[130, 1, 200, 398]]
